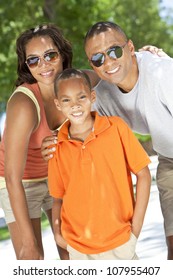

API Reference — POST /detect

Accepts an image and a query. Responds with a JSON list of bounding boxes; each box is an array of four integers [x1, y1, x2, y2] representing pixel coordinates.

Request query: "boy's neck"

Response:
[[68, 114, 95, 142]]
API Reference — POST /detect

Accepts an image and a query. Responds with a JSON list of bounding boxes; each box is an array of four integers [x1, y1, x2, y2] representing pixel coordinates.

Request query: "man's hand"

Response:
[[41, 135, 57, 161]]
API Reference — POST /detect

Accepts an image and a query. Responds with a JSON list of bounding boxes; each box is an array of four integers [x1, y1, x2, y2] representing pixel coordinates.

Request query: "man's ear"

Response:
[[91, 90, 96, 103], [127, 39, 135, 55], [54, 98, 61, 111]]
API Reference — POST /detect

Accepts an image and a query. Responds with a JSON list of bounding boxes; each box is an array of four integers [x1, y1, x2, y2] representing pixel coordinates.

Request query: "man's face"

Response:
[[85, 29, 135, 87]]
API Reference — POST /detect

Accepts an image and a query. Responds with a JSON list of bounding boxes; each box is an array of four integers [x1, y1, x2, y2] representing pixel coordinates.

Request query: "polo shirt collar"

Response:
[[58, 112, 111, 142]]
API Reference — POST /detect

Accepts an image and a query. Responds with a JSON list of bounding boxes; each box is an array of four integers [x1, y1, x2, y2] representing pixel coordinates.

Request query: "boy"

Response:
[[48, 68, 151, 260]]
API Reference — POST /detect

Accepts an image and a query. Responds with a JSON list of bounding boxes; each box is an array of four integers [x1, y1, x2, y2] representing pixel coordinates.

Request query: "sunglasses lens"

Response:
[[91, 53, 104, 67], [90, 45, 125, 68], [108, 46, 123, 59], [26, 51, 59, 68], [44, 51, 59, 62], [26, 57, 39, 68]]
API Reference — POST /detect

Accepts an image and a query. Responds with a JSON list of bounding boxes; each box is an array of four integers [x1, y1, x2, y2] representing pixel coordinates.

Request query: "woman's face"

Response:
[[25, 36, 63, 87]]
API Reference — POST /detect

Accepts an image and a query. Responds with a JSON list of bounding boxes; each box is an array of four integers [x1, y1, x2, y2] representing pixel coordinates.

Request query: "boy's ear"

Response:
[[91, 90, 96, 103], [54, 98, 61, 111]]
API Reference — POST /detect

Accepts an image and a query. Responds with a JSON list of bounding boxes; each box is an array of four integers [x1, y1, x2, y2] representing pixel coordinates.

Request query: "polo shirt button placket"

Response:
[[82, 145, 85, 149]]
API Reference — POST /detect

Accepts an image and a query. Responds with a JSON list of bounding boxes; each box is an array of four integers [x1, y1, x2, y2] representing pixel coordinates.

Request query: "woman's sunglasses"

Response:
[[25, 51, 59, 69], [90, 43, 127, 68]]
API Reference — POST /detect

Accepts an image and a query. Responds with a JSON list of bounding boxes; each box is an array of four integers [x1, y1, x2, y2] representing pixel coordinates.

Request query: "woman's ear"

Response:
[[91, 90, 96, 103], [54, 98, 61, 111]]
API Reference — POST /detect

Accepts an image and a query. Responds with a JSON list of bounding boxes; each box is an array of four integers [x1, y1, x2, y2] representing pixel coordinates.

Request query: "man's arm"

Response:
[[41, 135, 57, 161]]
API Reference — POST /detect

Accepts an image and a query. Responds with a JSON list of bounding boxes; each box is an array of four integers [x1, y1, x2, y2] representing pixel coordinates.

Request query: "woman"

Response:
[[0, 24, 99, 260]]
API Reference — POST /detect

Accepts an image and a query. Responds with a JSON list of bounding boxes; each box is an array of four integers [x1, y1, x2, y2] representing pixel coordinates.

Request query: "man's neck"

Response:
[[117, 56, 139, 93]]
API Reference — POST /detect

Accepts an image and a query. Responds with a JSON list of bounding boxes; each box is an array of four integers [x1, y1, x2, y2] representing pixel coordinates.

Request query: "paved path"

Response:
[[0, 156, 167, 260]]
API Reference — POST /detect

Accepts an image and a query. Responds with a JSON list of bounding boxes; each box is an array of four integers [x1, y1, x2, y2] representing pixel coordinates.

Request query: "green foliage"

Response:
[[0, 0, 173, 112], [53, 0, 173, 69], [134, 133, 151, 142], [0, 0, 47, 104], [0, 225, 10, 241]]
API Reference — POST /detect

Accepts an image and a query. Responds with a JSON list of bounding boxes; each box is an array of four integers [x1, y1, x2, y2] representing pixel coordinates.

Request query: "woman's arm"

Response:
[[5, 92, 43, 260], [132, 166, 151, 238], [138, 45, 169, 57]]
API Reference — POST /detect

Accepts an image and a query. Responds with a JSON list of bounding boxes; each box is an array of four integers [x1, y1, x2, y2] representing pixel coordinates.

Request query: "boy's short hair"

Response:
[[54, 68, 92, 96]]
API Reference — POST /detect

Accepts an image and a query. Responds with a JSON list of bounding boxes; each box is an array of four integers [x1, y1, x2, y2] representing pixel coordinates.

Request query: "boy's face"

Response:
[[85, 29, 135, 86], [54, 77, 96, 125]]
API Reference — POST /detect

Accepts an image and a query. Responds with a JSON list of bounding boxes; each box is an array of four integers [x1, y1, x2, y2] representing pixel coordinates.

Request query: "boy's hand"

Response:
[[55, 232, 67, 250], [131, 226, 140, 239]]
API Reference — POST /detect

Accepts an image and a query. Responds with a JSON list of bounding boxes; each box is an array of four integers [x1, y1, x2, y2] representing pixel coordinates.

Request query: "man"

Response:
[[84, 21, 173, 260]]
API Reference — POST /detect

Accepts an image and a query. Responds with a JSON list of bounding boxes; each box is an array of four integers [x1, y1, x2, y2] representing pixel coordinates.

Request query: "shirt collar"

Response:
[[58, 112, 111, 142]]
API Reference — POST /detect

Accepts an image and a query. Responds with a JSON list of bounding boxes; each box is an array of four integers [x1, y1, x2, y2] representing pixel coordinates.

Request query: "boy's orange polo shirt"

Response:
[[48, 113, 150, 254]]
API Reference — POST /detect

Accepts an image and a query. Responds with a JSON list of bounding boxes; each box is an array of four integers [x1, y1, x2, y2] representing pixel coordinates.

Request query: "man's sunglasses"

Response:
[[90, 43, 127, 68], [25, 51, 59, 69]]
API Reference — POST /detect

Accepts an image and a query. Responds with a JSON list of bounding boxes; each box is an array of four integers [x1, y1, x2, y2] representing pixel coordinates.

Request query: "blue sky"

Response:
[[160, 0, 173, 19], [161, 0, 173, 9]]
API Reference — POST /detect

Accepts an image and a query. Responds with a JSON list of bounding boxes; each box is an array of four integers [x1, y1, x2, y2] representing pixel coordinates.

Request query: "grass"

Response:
[[134, 133, 151, 142], [0, 226, 10, 241], [0, 211, 50, 242]]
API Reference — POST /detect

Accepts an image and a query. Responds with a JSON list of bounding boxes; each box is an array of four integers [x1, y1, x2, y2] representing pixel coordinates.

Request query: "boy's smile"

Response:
[[54, 77, 96, 131]]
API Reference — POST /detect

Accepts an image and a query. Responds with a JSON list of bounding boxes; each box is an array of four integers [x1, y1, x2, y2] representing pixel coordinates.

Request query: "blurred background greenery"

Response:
[[0, 211, 49, 241], [0, 0, 173, 146], [0, 0, 173, 108]]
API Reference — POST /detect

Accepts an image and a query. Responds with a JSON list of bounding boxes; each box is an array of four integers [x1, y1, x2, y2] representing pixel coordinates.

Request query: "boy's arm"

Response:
[[52, 198, 67, 251], [131, 166, 151, 238]]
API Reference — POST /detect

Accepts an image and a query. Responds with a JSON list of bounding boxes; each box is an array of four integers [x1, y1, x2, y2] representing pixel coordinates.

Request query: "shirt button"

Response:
[[82, 145, 85, 149]]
